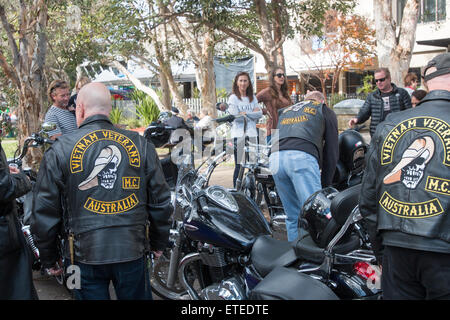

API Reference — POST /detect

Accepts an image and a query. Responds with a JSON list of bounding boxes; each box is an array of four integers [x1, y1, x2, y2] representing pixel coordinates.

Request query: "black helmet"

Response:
[[338, 130, 366, 173], [144, 121, 170, 148], [302, 187, 340, 248]]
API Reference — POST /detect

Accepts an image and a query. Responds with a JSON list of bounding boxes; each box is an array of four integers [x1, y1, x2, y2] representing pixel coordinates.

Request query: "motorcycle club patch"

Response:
[[383, 136, 435, 189], [79, 144, 122, 190], [379, 116, 449, 219], [70, 130, 142, 215], [70, 130, 140, 173]]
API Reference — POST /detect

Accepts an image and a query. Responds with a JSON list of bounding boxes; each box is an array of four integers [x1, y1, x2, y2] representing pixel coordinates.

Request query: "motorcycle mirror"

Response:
[[42, 122, 57, 132], [216, 102, 228, 112]]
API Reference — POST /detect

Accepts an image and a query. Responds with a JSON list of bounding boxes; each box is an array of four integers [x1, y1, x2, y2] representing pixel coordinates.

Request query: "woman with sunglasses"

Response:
[[256, 68, 292, 144], [228, 72, 262, 188]]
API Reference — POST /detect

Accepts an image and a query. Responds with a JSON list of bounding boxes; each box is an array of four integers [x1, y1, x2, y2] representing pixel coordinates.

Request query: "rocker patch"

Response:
[[70, 130, 140, 173], [381, 117, 450, 166], [379, 192, 444, 219], [84, 193, 139, 215]]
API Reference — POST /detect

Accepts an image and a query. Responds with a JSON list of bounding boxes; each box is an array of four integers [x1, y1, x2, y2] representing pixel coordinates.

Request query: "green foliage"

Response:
[[129, 89, 160, 125], [357, 75, 375, 95], [216, 88, 228, 99], [121, 116, 143, 129], [109, 106, 123, 124], [192, 87, 201, 99], [0, 139, 18, 158]]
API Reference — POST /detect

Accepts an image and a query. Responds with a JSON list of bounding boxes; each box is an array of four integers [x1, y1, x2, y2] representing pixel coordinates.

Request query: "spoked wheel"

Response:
[[150, 249, 199, 300]]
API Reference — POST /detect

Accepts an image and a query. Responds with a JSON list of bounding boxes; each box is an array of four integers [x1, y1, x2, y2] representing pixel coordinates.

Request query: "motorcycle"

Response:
[[8, 122, 69, 287], [249, 184, 381, 300], [244, 124, 368, 241], [148, 115, 380, 300]]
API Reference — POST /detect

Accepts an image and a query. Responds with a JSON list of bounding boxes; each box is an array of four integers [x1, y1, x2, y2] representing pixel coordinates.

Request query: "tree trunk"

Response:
[[167, 5, 218, 117], [158, 72, 172, 111], [192, 31, 217, 118], [111, 60, 166, 111], [374, 0, 419, 85], [0, 0, 48, 168], [153, 3, 189, 114]]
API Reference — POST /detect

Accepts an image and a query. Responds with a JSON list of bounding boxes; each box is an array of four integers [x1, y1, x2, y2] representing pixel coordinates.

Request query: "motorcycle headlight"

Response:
[[205, 185, 238, 213]]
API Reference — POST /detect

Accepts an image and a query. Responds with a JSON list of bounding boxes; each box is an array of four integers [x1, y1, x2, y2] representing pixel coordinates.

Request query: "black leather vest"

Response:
[[376, 93, 450, 243], [277, 100, 325, 161]]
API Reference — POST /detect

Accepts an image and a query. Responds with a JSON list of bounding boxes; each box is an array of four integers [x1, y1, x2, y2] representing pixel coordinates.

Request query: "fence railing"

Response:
[[113, 93, 368, 118]]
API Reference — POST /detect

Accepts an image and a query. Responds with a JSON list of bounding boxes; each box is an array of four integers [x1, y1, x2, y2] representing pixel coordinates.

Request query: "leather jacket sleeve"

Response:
[[359, 131, 384, 263], [0, 145, 31, 207], [30, 147, 63, 268], [144, 141, 172, 251]]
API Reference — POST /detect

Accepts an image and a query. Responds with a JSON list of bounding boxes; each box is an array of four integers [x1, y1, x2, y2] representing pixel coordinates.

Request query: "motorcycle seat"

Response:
[[250, 235, 297, 277], [293, 233, 361, 264], [249, 266, 339, 300]]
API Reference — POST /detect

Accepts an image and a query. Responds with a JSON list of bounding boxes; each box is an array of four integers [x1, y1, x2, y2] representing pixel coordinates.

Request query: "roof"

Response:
[[416, 38, 450, 48]]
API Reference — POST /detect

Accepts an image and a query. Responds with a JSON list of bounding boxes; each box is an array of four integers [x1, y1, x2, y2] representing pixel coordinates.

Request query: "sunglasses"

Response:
[[275, 73, 285, 78], [375, 77, 386, 83]]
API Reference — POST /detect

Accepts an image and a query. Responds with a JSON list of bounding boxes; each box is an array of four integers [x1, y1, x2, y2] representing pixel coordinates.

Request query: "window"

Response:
[[397, 0, 446, 23]]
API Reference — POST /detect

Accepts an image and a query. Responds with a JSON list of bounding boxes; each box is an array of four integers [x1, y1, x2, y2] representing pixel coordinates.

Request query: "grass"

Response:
[[1, 138, 19, 159]]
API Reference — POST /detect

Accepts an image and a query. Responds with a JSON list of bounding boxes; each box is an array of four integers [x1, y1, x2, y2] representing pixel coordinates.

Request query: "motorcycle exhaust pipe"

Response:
[[22, 225, 40, 259], [166, 245, 181, 289], [178, 252, 202, 300], [166, 226, 182, 289]]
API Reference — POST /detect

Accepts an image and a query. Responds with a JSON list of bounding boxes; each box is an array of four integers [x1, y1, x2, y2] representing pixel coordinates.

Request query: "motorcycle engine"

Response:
[[199, 275, 247, 300]]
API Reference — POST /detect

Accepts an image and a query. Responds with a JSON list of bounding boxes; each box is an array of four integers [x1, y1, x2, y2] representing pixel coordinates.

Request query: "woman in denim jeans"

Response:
[[227, 72, 262, 188]]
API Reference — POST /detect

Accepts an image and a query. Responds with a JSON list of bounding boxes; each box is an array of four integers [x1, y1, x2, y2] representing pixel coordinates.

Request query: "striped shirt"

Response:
[[44, 106, 78, 137]]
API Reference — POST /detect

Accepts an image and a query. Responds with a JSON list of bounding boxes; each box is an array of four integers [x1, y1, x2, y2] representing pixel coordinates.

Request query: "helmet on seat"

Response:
[[144, 122, 170, 148], [338, 130, 366, 173], [302, 187, 340, 248]]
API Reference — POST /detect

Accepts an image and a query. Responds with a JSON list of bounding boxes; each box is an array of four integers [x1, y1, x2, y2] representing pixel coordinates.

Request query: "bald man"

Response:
[[31, 82, 172, 300], [359, 52, 450, 299]]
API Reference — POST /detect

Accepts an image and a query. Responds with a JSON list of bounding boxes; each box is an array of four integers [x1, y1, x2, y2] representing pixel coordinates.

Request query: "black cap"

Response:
[[423, 52, 450, 82], [171, 107, 180, 114]]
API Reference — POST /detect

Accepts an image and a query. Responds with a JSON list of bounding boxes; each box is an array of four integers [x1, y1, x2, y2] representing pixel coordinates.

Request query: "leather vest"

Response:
[[375, 93, 450, 243], [67, 129, 149, 234], [277, 100, 325, 161], [58, 117, 159, 263]]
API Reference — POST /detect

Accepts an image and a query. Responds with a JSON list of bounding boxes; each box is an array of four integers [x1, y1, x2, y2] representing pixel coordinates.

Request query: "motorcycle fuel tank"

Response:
[[184, 187, 272, 251]]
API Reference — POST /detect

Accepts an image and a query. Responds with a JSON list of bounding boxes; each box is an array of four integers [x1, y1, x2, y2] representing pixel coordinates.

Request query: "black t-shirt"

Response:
[[380, 91, 392, 119]]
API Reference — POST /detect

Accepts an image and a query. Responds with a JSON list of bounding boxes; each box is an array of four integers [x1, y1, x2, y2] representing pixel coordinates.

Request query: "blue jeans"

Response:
[[71, 256, 152, 300], [269, 150, 322, 242]]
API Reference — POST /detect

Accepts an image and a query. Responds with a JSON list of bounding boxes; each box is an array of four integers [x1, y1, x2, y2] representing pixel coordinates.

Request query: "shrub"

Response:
[[109, 106, 123, 124], [129, 89, 160, 126]]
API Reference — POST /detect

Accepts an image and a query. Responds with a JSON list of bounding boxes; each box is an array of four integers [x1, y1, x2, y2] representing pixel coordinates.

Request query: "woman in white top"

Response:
[[227, 71, 262, 188]]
